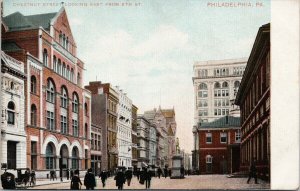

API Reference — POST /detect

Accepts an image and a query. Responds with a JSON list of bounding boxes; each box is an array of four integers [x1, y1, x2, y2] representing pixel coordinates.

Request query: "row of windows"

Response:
[[198, 81, 240, 90], [233, 67, 245, 76], [91, 133, 101, 151], [214, 108, 229, 116], [214, 89, 229, 97], [214, 68, 229, 77], [59, 31, 69, 50], [214, 99, 230, 107], [197, 67, 246, 78], [205, 131, 241, 144], [42, 49, 81, 86]]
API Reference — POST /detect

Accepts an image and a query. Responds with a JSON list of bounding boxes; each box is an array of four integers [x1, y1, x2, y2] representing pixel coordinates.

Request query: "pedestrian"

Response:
[[247, 158, 258, 184], [84, 168, 96, 190], [66, 169, 70, 180], [136, 169, 140, 180], [125, 167, 133, 186], [50, 170, 55, 181], [70, 170, 82, 190], [70, 170, 74, 179], [164, 168, 168, 178], [157, 167, 162, 179], [1, 173, 16, 189], [100, 170, 107, 188], [29, 170, 36, 186], [144, 167, 152, 189], [180, 165, 185, 178], [114, 168, 125, 190]]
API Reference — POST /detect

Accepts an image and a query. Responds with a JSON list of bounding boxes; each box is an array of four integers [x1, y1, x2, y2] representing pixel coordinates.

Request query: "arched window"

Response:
[[53, 56, 57, 72], [45, 143, 55, 169], [58, 59, 62, 75], [77, 73, 81, 86], [222, 82, 228, 88], [72, 147, 79, 169], [31, 104, 37, 126], [234, 81, 240, 88], [85, 123, 88, 138], [59, 31, 62, 44], [70, 68, 74, 83], [84, 103, 88, 116], [10, 82, 14, 90], [67, 66, 70, 80], [199, 83, 207, 90], [72, 93, 79, 113], [43, 49, 48, 66], [31, 76, 37, 94], [46, 79, 55, 103], [63, 34, 66, 48], [7, 101, 15, 125], [61, 86, 68, 108], [66, 37, 69, 50], [214, 82, 221, 89], [62, 63, 66, 78]]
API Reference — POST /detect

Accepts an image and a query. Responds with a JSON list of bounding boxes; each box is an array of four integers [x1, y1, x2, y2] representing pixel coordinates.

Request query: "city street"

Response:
[[29, 175, 270, 190]]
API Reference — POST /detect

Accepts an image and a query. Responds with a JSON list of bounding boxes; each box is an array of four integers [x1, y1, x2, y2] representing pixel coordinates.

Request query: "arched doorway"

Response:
[[59, 144, 69, 169], [45, 142, 56, 170]]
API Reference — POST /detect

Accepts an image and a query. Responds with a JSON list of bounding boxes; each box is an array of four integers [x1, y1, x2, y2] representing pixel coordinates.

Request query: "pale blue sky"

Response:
[[4, 0, 270, 152]]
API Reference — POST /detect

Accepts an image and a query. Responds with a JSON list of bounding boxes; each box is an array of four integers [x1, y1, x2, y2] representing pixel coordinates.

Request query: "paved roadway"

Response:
[[29, 175, 270, 190]]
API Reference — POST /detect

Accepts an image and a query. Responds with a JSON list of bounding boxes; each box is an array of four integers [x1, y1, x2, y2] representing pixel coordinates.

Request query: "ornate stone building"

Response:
[[1, 51, 26, 172], [2, 7, 91, 177]]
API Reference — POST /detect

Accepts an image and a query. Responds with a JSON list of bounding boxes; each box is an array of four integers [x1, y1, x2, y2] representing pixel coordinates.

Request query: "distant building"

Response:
[[193, 58, 247, 123], [115, 87, 133, 168], [198, 116, 241, 174], [137, 116, 150, 168], [131, 105, 138, 169], [85, 81, 119, 172], [235, 23, 270, 180], [148, 123, 157, 166], [0, 51, 26, 171]]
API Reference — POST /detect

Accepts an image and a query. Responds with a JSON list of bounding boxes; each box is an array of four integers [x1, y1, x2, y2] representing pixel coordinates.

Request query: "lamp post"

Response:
[[0, 50, 3, 188]]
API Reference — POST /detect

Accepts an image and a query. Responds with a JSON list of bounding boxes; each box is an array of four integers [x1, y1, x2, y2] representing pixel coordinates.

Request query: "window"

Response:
[[84, 103, 88, 116], [77, 73, 81, 86], [53, 56, 57, 72], [43, 49, 48, 66], [222, 82, 228, 88], [66, 37, 69, 50], [7, 101, 15, 125], [46, 111, 55, 130], [72, 119, 78, 137], [198, 91, 208, 98], [85, 123, 88, 138], [58, 59, 62, 74], [62, 63, 66, 78], [199, 110, 208, 116], [59, 31, 62, 44], [61, 87, 68, 108], [199, 83, 207, 90], [67, 66, 70, 80], [31, 76, 37, 94], [61, 115, 68, 134], [72, 147, 79, 169], [31, 104, 37, 126], [31, 141, 37, 170], [220, 132, 227, 143], [199, 100, 208, 107], [234, 81, 240, 88], [206, 155, 212, 163], [63, 34, 66, 47], [206, 133, 212, 144], [45, 143, 55, 169], [214, 82, 220, 89], [46, 79, 55, 103], [72, 93, 79, 113], [235, 129, 241, 142], [70, 68, 74, 83]]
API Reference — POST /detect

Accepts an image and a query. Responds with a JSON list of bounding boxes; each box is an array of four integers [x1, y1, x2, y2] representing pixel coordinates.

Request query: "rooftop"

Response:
[[199, 116, 240, 129]]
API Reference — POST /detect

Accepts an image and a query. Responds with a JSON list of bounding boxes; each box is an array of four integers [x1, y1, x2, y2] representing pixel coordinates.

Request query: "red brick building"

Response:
[[2, 7, 91, 177], [235, 23, 270, 180], [198, 116, 241, 174]]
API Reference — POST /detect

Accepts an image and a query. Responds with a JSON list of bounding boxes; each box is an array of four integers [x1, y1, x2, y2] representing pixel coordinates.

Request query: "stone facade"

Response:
[[115, 87, 133, 168], [1, 51, 26, 174], [136, 116, 150, 168], [192, 58, 247, 124], [131, 104, 138, 169]]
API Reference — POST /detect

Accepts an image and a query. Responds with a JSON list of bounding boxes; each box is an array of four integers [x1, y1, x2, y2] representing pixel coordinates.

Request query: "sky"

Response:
[[3, 0, 270, 152]]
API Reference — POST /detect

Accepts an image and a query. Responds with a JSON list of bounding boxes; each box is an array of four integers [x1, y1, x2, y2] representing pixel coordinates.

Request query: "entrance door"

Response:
[[59, 144, 69, 177], [7, 141, 17, 169]]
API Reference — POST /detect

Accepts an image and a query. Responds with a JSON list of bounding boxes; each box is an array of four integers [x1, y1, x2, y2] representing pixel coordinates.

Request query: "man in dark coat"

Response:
[[157, 167, 162, 179], [114, 169, 125, 190], [125, 168, 133, 186], [180, 165, 185, 178], [70, 170, 82, 190], [144, 167, 152, 189], [100, 171, 107, 188], [247, 158, 258, 184], [164, 168, 168, 178], [84, 168, 96, 190]]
